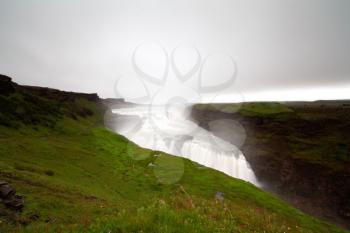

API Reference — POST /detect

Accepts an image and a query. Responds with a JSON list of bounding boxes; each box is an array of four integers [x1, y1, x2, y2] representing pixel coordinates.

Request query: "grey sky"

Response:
[[0, 0, 349, 102]]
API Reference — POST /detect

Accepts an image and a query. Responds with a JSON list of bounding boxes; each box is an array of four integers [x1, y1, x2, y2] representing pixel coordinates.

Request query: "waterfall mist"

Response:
[[106, 104, 259, 186]]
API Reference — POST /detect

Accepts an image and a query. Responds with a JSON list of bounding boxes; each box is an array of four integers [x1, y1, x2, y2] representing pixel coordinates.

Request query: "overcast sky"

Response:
[[0, 0, 349, 102]]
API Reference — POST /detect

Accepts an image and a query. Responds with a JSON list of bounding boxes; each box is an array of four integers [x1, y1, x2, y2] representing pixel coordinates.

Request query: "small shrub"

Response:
[[45, 170, 55, 176]]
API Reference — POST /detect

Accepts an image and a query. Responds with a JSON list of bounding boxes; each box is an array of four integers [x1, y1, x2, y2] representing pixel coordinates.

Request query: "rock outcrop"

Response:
[[0, 181, 24, 210], [0, 74, 16, 96]]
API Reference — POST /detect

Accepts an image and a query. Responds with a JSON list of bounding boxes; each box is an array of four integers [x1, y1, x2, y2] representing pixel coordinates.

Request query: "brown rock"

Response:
[[0, 183, 15, 198], [0, 180, 24, 210]]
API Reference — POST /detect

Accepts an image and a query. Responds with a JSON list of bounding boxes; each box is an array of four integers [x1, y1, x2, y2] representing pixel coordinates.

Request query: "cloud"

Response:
[[0, 0, 349, 101]]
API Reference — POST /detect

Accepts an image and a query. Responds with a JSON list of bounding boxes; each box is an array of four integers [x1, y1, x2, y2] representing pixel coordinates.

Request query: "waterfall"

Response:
[[109, 105, 259, 186]]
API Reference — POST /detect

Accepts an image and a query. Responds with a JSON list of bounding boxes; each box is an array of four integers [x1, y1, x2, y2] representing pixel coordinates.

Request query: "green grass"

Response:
[[1, 121, 347, 233], [0, 90, 348, 232], [194, 102, 293, 116], [240, 102, 293, 115], [287, 133, 348, 170]]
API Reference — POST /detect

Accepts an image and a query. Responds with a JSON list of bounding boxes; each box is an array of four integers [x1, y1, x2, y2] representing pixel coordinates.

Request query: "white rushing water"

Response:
[[108, 105, 259, 186]]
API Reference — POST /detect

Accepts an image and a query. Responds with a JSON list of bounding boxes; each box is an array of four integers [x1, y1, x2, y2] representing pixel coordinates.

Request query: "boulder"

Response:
[[3, 194, 24, 210], [215, 191, 225, 202], [0, 180, 24, 210], [0, 183, 15, 198]]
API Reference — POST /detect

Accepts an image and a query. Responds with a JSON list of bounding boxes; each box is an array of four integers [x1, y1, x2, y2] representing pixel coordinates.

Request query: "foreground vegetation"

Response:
[[0, 78, 348, 232]]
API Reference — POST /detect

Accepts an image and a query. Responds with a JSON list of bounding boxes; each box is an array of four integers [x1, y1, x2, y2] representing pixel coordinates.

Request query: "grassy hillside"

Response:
[[194, 102, 293, 116], [0, 79, 348, 232]]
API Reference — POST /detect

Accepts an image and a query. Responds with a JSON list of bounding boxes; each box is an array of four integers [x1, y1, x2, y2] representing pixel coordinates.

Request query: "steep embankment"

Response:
[[0, 75, 348, 232], [191, 102, 350, 229]]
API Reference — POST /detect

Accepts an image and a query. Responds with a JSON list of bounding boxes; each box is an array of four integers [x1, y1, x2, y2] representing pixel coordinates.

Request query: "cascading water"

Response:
[[108, 105, 259, 186]]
